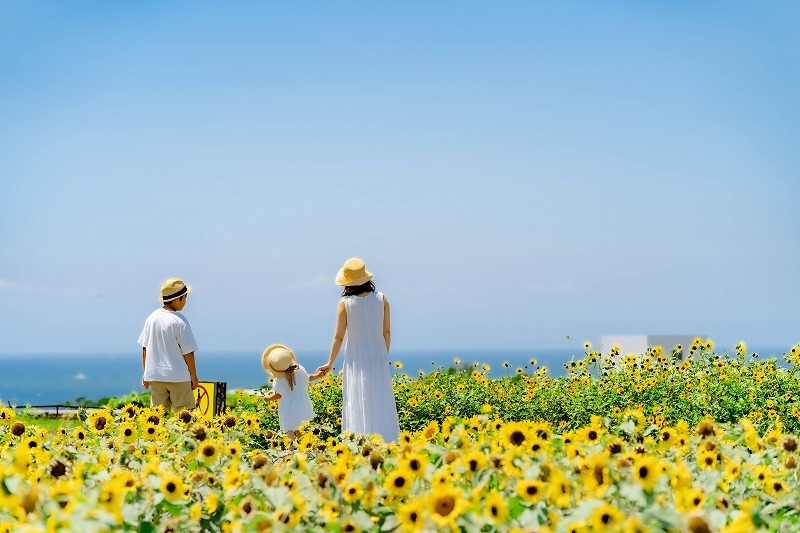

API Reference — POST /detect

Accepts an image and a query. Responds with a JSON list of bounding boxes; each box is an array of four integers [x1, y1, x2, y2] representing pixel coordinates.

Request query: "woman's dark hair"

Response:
[[342, 281, 376, 297]]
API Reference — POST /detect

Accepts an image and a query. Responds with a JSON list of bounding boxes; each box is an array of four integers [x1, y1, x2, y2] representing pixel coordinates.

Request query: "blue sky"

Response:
[[1, 2, 798, 355]]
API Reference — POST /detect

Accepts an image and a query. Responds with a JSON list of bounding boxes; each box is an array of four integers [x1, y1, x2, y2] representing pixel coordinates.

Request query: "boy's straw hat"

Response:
[[262, 344, 297, 377], [161, 278, 191, 302], [335, 258, 373, 286]]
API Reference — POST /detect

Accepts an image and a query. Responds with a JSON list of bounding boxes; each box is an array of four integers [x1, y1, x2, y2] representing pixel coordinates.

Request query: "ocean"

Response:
[[0, 349, 577, 407], [2, 346, 788, 407]]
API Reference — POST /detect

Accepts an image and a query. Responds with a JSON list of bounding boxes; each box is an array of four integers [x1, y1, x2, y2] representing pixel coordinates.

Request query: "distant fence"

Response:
[[5, 403, 103, 415]]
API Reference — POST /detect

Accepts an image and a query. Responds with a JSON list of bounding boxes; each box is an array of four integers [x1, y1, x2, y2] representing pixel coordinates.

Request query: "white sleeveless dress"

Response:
[[272, 365, 315, 432], [341, 291, 400, 443]]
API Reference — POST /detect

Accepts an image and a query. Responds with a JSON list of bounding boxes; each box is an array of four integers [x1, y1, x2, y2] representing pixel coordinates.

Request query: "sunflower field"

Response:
[[2, 340, 800, 532]]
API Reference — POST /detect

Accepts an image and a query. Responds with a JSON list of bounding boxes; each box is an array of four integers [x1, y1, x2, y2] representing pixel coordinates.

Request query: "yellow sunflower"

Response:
[[482, 489, 509, 523], [670, 461, 692, 492], [576, 424, 604, 445], [462, 450, 488, 474], [397, 498, 426, 533], [342, 482, 363, 504], [696, 449, 719, 470], [226, 440, 243, 459], [580, 453, 612, 497], [679, 487, 706, 512], [516, 478, 546, 504], [763, 476, 789, 497], [119, 422, 138, 443], [427, 485, 467, 529], [88, 410, 113, 435], [199, 440, 220, 463], [501, 422, 530, 448], [98, 478, 126, 524], [205, 491, 220, 514], [385, 467, 413, 497], [632, 455, 662, 491], [402, 453, 427, 478], [587, 502, 626, 532], [223, 465, 248, 492], [160, 473, 187, 503]]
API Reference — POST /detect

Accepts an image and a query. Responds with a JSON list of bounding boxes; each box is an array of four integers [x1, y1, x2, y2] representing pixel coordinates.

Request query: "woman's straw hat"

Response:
[[161, 278, 191, 302], [335, 258, 373, 286], [262, 344, 296, 377]]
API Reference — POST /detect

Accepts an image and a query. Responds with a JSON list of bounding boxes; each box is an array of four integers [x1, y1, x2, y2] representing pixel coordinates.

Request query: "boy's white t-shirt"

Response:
[[138, 308, 198, 382]]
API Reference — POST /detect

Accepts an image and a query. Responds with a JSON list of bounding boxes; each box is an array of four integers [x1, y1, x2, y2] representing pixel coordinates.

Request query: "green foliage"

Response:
[[29, 344, 800, 439], [229, 346, 800, 441]]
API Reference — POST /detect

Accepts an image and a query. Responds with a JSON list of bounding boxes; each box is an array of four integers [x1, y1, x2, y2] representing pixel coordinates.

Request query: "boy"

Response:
[[138, 278, 199, 412]]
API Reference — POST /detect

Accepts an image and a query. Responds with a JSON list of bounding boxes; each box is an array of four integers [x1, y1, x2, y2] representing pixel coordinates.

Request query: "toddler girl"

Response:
[[261, 344, 322, 440]]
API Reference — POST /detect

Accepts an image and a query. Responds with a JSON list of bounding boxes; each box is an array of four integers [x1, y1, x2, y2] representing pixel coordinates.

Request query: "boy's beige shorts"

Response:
[[149, 381, 196, 411]]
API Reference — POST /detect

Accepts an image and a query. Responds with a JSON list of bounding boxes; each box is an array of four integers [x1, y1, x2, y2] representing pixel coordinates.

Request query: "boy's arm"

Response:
[[183, 352, 199, 389], [141, 348, 150, 389]]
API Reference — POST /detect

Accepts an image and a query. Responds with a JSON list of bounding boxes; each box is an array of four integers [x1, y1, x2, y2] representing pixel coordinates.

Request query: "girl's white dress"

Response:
[[273, 365, 315, 432], [341, 291, 400, 442]]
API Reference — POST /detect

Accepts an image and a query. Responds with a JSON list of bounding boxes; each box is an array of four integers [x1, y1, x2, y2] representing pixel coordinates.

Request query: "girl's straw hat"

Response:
[[161, 278, 191, 302], [336, 258, 373, 286], [262, 344, 296, 377]]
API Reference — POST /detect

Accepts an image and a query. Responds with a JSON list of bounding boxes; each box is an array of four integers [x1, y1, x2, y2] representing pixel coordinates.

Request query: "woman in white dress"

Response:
[[317, 258, 400, 443]]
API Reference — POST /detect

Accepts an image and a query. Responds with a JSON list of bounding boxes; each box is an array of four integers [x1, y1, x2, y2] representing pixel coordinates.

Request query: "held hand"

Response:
[[142, 380, 150, 389], [316, 364, 333, 376]]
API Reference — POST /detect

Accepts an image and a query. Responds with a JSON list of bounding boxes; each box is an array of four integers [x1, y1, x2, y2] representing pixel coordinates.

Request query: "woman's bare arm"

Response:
[[318, 301, 347, 375], [383, 296, 391, 352]]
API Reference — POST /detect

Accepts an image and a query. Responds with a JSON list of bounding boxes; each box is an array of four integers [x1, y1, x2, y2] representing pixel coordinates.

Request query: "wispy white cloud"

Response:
[[0, 278, 43, 292], [0, 279, 104, 298]]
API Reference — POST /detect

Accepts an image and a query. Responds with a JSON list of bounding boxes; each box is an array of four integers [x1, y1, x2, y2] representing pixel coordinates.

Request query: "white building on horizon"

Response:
[[600, 334, 707, 360]]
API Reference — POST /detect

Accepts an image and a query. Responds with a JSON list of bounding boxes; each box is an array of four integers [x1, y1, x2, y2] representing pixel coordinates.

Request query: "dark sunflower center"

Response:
[[434, 496, 455, 516], [594, 466, 604, 485]]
